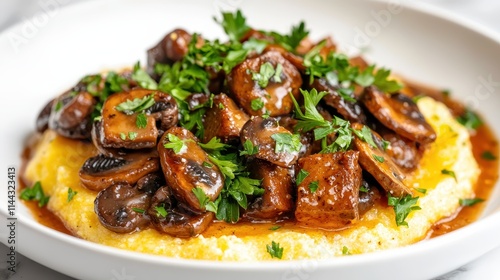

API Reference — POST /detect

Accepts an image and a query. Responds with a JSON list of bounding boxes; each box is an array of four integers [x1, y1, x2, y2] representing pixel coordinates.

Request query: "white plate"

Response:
[[1, 0, 500, 279]]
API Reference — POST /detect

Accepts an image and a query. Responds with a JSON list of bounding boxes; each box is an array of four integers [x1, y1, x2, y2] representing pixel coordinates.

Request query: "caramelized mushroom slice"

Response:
[[295, 151, 361, 229], [203, 93, 249, 143], [36, 98, 54, 133], [245, 159, 294, 220], [79, 152, 160, 191], [48, 91, 96, 139], [146, 29, 194, 74], [361, 86, 436, 144], [98, 89, 178, 150], [158, 127, 224, 212], [351, 123, 412, 197], [148, 186, 214, 238], [378, 127, 422, 171], [94, 182, 152, 233], [311, 78, 367, 124], [227, 50, 302, 117], [240, 116, 300, 167]]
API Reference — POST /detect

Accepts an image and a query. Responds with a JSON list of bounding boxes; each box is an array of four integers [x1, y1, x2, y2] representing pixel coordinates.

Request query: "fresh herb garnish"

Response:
[[67, 188, 77, 202], [481, 151, 497, 161], [202, 161, 213, 168], [269, 225, 281, 231], [215, 10, 250, 43], [120, 132, 126, 141], [192, 186, 210, 210], [54, 101, 63, 112], [240, 139, 259, 156], [115, 94, 155, 115], [308, 181, 319, 193], [250, 98, 265, 111], [131, 62, 158, 90], [271, 133, 302, 154], [20, 181, 50, 207], [382, 140, 391, 151], [373, 154, 385, 163], [128, 132, 138, 140], [132, 208, 145, 214], [251, 62, 283, 88], [342, 246, 351, 255], [387, 194, 421, 227], [359, 186, 369, 193], [155, 204, 168, 218], [414, 187, 427, 194], [136, 113, 148, 129], [266, 241, 284, 259], [296, 169, 310, 185], [457, 109, 482, 130], [355, 65, 403, 93], [352, 125, 377, 148], [163, 133, 189, 154], [441, 169, 457, 182], [268, 21, 309, 52], [459, 198, 484, 207]]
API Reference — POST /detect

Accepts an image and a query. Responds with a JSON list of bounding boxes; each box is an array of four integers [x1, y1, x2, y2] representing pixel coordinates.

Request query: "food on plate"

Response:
[[21, 10, 498, 260]]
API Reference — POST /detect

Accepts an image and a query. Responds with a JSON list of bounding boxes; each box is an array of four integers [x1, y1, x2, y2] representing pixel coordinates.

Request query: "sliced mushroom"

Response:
[[310, 78, 367, 124], [378, 127, 422, 171], [361, 86, 436, 144], [79, 152, 160, 191], [136, 173, 164, 194], [240, 116, 300, 167], [203, 93, 249, 143], [94, 182, 152, 233], [146, 29, 194, 74], [158, 127, 224, 212], [295, 151, 361, 229], [148, 186, 214, 238], [245, 159, 294, 220], [97, 89, 178, 150], [48, 91, 96, 139], [36, 98, 54, 133], [351, 122, 412, 197], [227, 50, 302, 117]]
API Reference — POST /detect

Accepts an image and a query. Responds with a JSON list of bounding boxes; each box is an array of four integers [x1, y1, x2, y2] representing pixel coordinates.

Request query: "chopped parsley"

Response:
[[154, 204, 168, 218], [128, 131, 138, 140], [132, 208, 145, 214], [20, 181, 50, 207], [250, 98, 265, 111], [251, 62, 283, 88], [268, 21, 309, 52], [192, 186, 211, 210], [163, 133, 189, 154], [54, 101, 63, 112], [414, 187, 427, 194], [131, 62, 158, 90], [352, 125, 377, 148], [296, 169, 310, 185], [218, 103, 225, 110], [67, 188, 78, 202], [441, 169, 457, 182], [202, 161, 213, 168], [459, 198, 484, 207], [387, 194, 421, 227], [308, 181, 319, 193], [359, 186, 369, 193], [382, 140, 391, 151], [136, 113, 148, 129], [269, 225, 281, 231], [271, 133, 302, 154], [373, 154, 385, 163], [355, 65, 403, 93], [266, 241, 284, 259], [481, 151, 497, 161], [120, 132, 126, 140], [115, 94, 155, 115], [215, 10, 250, 43], [342, 246, 351, 255], [457, 109, 482, 130], [240, 139, 259, 156]]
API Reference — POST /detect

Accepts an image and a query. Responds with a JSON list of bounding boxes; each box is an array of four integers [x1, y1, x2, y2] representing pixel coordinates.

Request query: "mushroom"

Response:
[[36, 98, 54, 133], [240, 116, 300, 167], [48, 91, 96, 139], [227, 50, 303, 117], [94, 182, 152, 233], [147, 186, 214, 238], [361, 86, 436, 144], [351, 122, 412, 197], [358, 172, 382, 216], [378, 127, 423, 171], [158, 127, 224, 212], [96, 89, 178, 150], [79, 152, 160, 191]]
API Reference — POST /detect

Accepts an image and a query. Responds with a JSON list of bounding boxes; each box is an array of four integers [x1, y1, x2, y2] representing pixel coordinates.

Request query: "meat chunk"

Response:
[[245, 159, 294, 220], [240, 116, 300, 167], [295, 151, 361, 229], [227, 51, 302, 117], [203, 93, 249, 143]]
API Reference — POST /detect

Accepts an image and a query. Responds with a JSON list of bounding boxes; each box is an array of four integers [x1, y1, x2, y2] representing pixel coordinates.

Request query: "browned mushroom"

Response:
[[48, 91, 96, 139], [36, 98, 54, 133], [79, 152, 160, 191], [203, 93, 249, 143], [295, 151, 361, 229], [147, 186, 214, 238], [263, 44, 305, 73], [96, 89, 178, 150], [227, 50, 302, 117], [361, 86, 436, 144], [378, 127, 423, 172], [310, 78, 368, 124], [158, 127, 224, 212], [358, 172, 382, 216], [351, 122, 412, 197], [245, 159, 294, 220], [94, 182, 152, 233], [146, 29, 197, 74], [240, 116, 300, 167]]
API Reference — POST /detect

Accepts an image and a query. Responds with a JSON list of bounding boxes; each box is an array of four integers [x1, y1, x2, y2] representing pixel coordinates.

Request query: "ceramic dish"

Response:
[[1, 0, 500, 279]]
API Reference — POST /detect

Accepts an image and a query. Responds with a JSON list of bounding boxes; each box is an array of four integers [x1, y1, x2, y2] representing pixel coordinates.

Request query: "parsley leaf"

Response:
[[155, 204, 168, 218], [20, 181, 50, 207], [354, 65, 402, 93], [308, 181, 319, 193], [132, 62, 158, 90], [251, 98, 265, 111], [266, 241, 284, 259], [192, 186, 211, 211], [269, 21, 309, 52], [459, 198, 484, 207], [387, 194, 421, 227], [296, 169, 310, 185], [215, 10, 250, 43], [373, 154, 385, 163], [271, 133, 302, 154], [359, 186, 369, 193], [269, 225, 281, 231], [251, 62, 282, 88], [441, 169, 457, 182], [352, 125, 377, 148], [115, 94, 155, 115], [128, 131, 138, 140], [342, 246, 351, 255], [132, 208, 145, 214], [481, 151, 497, 161], [414, 187, 427, 194], [136, 113, 148, 129], [457, 109, 482, 130], [240, 139, 259, 156], [163, 133, 189, 154], [199, 137, 229, 152], [67, 188, 77, 202]]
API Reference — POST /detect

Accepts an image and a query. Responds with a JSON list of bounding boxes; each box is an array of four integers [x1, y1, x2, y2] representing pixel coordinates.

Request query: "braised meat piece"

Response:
[[295, 151, 362, 229]]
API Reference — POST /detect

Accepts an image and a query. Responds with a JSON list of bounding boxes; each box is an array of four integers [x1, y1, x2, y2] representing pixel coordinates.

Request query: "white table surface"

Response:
[[1, 0, 500, 279]]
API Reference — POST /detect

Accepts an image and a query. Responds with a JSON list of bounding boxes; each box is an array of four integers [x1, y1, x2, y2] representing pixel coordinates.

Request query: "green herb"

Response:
[[154, 204, 168, 218], [266, 241, 284, 259], [337, 88, 356, 103], [132, 208, 145, 214], [457, 109, 482, 130], [132, 62, 158, 90], [273, 63, 283, 83], [115, 94, 155, 115], [20, 181, 50, 207], [128, 132, 138, 140], [120, 133, 126, 140], [251, 98, 265, 111], [240, 139, 259, 156], [251, 62, 282, 88], [202, 161, 213, 168], [192, 187, 210, 210], [352, 125, 377, 148], [268, 21, 309, 52], [218, 103, 225, 110], [373, 154, 385, 163], [105, 71, 129, 92], [481, 151, 497, 161], [414, 187, 427, 194], [412, 95, 425, 103], [308, 181, 319, 193], [296, 169, 310, 186], [382, 140, 391, 151], [303, 41, 354, 85], [342, 246, 351, 255], [441, 169, 457, 182], [359, 186, 369, 193], [459, 198, 484, 207], [199, 137, 229, 151], [55, 101, 63, 112], [215, 10, 250, 43], [289, 88, 329, 132], [242, 38, 268, 54], [136, 113, 148, 129], [163, 133, 188, 154], [387, 194, 421, 227], [269, 225, 281, 231], [262, 110, 271, 119], [442, 89, 451, 97], [271, 133, 302, 154], [67, 188, 77, 202], [354, 65, 403, 93]]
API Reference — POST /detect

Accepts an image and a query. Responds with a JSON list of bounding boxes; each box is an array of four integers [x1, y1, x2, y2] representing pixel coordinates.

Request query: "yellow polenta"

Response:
[[24, 97, 479, 260]]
